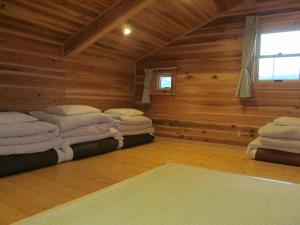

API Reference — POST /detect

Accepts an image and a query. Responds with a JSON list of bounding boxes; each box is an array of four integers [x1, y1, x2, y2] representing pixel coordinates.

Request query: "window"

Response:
[[258, 30, 300, 80], [151, 69, 176, 95], [158, 74, 172, 89]]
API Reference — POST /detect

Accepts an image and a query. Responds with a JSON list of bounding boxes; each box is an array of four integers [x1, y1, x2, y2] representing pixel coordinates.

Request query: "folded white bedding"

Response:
[[61, 128, 122, 146], [0, 112, 38, 124], [0, 121, 58, 138], [113, 116, 152, 125], [59, 123, 111, 138], [0, 131, 58, 146], [247, 137, 300, 154], [274, 117, 300, 126], [259, 122, 300, 140], [55, 146, 74, 163], [0, 137, 62, 156], [121, 127, 155, 136], [105, 108, 144, 117], [30, 111, 112, 131], [46, 105, 101, 116], [247, 148, 257, 159]]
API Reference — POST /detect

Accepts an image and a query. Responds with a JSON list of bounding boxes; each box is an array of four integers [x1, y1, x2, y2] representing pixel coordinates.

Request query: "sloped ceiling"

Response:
[[0, 0, 243, 61]]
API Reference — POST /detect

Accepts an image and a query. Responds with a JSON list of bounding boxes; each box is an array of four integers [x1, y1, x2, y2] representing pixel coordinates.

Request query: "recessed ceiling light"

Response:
[[123, 27, 132, 36]]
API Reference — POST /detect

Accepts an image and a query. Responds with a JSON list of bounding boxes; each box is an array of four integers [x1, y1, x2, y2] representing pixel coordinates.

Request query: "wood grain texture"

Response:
[[0, 32, 135, 112], [135, 1, 300, 146], [1, 137, 300, 225], [0, 0, 243, 61], [63, 0, 156, 58], [0, 0, 245, 112]]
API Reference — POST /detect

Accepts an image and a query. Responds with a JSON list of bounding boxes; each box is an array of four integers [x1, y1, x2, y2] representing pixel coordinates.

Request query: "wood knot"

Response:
[[212, 74, 218, 79]]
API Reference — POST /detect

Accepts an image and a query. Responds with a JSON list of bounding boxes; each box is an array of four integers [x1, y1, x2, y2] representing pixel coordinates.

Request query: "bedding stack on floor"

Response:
[[248, 117, 300, 166], [30, 105, 122, 161], [105, 108, 155, 148], [0, 112, 63, 177]]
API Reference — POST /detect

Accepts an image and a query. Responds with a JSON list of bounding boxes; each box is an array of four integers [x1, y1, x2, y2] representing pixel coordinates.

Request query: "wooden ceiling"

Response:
[[0, 0, 243, 61]]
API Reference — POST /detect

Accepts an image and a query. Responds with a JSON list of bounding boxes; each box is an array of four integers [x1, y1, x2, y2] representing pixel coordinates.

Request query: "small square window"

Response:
[[151, 69, 176, 95], [158, 74, 172, 89]]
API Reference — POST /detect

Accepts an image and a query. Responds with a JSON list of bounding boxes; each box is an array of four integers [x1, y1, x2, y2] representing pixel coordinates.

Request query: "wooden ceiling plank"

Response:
[[72, 0, 119, 13], [19, 0, 91, 26], [63, 0, 155, 58], [42, 0, 95, 21], [129, 17, 173, 42], [225, 0, 300, 17], [0, 14, 67, 44], [104, 32, 154, 52], [137, 0, 243, 62], [0, 2, 76, 35], [53, 0, 98, 17]]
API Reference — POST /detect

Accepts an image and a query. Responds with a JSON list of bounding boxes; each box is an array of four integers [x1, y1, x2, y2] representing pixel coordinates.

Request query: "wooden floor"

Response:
[[1, 137, 300, 225]]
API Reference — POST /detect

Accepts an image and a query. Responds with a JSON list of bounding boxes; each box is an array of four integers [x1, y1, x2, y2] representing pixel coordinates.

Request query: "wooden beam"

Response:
[[63, 0, 156, 58]]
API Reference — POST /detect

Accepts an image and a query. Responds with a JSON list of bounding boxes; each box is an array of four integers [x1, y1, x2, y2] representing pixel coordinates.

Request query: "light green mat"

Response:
[[13, 164, 300, 225]]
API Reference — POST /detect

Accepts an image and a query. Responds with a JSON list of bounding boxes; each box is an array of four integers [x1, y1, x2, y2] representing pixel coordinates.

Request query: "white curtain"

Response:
[[142, 68, 153, 104], [236, 16, 259, 99]]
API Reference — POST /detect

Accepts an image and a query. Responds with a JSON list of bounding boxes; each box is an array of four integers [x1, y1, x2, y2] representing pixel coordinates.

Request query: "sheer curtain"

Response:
[[142, 68, 153, 104], [236, 16, 259, 99]]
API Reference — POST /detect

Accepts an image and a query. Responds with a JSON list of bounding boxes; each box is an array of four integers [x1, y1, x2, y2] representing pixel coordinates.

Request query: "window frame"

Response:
[[151, 69, 176, 96], [255, 28, 300, 82]]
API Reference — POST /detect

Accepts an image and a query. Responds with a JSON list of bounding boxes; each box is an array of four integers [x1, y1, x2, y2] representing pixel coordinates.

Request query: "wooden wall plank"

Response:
[[0, 31, 136, 112], [136, 3, 300, 146]]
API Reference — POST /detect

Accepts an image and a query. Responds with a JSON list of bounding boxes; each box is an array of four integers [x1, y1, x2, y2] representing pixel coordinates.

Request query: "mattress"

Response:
[[122, 133, 154, 149], [12, 164, 300, 225], [0, 149, 58, 177], [71, 137, 119, 160], [250, 148, 300, 167]]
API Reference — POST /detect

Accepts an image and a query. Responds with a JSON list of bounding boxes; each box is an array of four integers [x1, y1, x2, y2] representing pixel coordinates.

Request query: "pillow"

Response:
[[104, 108, 144, 117], [0, 112, 38, 124], [46, 105, 101, 116]]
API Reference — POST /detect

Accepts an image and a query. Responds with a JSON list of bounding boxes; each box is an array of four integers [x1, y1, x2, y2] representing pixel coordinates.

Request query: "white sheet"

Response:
[[118, 124, 152, 131], [112, 116, 152, 125], [105, 108, 144, 117], [247, 137, 300, 154], [0, 131, 58, 146], [274, 117, 300, 126], [30, 111, 112, 131], [0, 121, 58, 138], [0, 137, 62, 156], [55, 146, 74, 163], [0, 111, 38, 124], [46, 105, 101, 116], [59, 123, 111, 138], [61, 128, 123, 146], [121, 127, 155, 136], [258, 122, 300, 140]]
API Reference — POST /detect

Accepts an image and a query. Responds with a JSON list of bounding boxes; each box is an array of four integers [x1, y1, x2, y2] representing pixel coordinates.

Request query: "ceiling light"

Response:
[[123, 27, 132, 36]]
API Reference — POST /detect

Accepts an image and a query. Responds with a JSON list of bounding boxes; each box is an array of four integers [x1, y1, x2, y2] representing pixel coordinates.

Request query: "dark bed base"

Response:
[[0, 150, 58, 178], [71, 137, 119, 160], [0, 135, 154, 177], [255, 148, 300, 167], [122, 133, 155, 149]]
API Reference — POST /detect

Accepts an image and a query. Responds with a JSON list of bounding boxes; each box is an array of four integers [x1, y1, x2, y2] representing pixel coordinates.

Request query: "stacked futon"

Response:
[[248, 117, 300, 166], [0, 112, 63, 177], [30, 105, 122, 160], [105, 108, 155, 148]]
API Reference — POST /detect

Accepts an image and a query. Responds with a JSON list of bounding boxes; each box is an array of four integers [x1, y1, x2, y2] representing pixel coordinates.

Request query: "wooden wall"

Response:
[[0, 33, 135, 112], [135, 5, 300, 146]]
